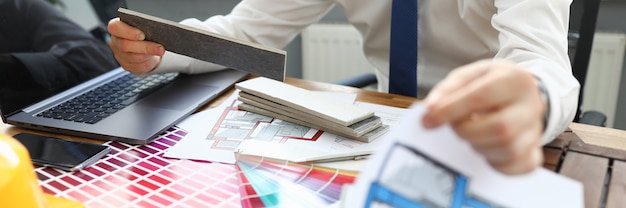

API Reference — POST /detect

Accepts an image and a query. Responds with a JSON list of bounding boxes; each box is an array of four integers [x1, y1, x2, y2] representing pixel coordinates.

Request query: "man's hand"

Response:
[[107, 18, 165, 74], [421, 60, 546, 175]]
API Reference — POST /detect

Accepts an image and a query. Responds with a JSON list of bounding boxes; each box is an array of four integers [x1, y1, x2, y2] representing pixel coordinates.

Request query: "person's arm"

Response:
[[9, 0, 118, 90], [147, 0, 337, 75], [491, 0, 579, 144], [421, 0, 577, 175], [0, 54, 36, 89]]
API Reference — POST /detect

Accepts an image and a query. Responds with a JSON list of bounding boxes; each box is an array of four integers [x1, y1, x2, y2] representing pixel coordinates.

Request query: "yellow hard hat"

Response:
[[0, 133, 84, 208]]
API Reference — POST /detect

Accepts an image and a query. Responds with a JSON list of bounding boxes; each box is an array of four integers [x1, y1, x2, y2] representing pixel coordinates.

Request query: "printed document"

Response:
[[342, 104, 583, 208], [164, 91, 407, 165]]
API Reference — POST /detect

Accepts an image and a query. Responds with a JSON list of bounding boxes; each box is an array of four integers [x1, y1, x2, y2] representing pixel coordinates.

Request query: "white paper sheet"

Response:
[[164, 91, 408, 165], [342, 104, 583, 208]]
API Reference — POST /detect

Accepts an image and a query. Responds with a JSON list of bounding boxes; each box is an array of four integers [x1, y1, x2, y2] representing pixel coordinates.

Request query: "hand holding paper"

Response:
[[343, 104, 583, 208]]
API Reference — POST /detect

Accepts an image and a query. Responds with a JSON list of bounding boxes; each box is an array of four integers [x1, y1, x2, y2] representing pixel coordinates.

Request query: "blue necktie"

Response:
[[389, 0, 418, 97]]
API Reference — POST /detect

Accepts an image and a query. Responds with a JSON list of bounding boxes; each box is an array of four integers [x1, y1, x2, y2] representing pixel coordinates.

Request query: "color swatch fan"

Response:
[[235, 154, 358, 207]]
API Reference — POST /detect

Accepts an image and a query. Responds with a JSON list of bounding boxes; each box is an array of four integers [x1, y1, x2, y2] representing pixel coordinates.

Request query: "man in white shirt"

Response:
[[107, 0, 579, 175]]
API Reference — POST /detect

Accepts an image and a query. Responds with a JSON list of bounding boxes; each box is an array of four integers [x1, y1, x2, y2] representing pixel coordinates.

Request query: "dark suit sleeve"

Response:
[[7, 0, 118, 90]]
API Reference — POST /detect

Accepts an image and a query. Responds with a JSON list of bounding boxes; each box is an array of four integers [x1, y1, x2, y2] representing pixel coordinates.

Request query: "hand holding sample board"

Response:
[[235, 77, 389, 142], [117, 8, 286, 81]]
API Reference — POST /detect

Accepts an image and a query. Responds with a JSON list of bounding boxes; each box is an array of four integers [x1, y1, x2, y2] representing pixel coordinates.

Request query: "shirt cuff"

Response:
[[150, 51, 228, 75]]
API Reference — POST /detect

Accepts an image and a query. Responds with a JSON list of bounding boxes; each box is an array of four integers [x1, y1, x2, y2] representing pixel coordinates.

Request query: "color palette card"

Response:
[[36, 126, 242, 208], [235, 153, 358, 207]]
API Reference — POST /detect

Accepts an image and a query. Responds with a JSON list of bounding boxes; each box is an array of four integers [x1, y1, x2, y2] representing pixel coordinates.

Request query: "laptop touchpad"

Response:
[[137, 82, 218, 111]]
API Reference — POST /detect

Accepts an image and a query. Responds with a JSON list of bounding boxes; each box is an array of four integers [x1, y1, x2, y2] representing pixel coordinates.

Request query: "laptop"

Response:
[[1, 67, 247, 145]]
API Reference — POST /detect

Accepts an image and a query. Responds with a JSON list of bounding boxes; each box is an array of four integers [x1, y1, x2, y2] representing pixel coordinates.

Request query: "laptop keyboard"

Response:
[[37, 73, 178, 124]]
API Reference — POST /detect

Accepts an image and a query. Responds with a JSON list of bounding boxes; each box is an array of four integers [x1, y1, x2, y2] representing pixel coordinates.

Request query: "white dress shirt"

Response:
[[152, 0, 579, 145]]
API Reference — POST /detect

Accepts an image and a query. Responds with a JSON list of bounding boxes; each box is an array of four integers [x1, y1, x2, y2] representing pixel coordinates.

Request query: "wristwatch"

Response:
[[537, 79, 550, 130]]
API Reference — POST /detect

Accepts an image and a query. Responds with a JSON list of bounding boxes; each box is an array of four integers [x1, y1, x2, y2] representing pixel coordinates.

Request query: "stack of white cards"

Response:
[[235, 77, 389, 142]]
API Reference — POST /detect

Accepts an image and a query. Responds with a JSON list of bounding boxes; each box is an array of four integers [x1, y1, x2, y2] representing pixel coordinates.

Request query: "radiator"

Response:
[[301, 24, 372, 83], [582, 32, 626, 128]]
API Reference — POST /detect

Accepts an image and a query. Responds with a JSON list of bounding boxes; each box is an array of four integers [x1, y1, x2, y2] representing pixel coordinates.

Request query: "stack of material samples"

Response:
[[235, 77, 389, 142]]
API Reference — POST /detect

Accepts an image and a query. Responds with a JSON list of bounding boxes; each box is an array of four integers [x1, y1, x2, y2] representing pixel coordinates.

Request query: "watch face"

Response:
[[536, 79, 550, 126]]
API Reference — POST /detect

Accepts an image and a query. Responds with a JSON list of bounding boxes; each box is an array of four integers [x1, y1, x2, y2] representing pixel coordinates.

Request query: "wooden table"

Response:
[[3, 77, 626, 207]]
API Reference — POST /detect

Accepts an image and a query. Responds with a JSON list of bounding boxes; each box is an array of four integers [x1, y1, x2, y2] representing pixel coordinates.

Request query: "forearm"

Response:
[[535, 63, 579, 145], [11, 39, 118, 90], [0, 54, 38, 89], [534, 70, 579, 145], [3, 0, 118, 90], [493, 0, 578, 144]]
